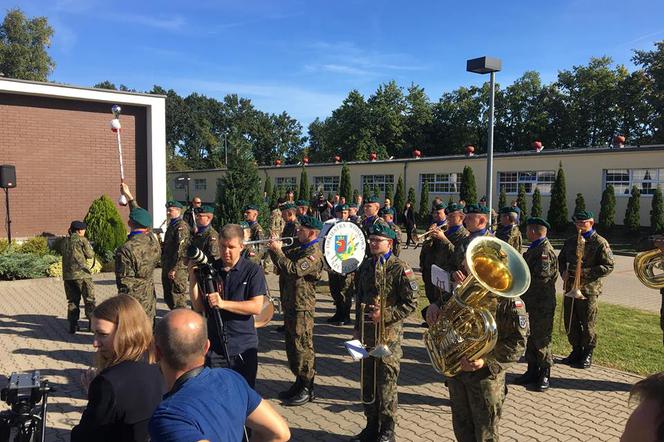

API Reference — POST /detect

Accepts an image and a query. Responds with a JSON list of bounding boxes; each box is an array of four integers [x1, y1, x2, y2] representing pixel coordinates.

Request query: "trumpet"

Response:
[[244, 237, 295, 246], [412, 224, 448, 244]]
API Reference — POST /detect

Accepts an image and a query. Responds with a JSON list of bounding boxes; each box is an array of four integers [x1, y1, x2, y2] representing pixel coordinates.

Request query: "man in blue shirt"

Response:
[[150, 309, 290, 442], [190, 224, 267, 388]]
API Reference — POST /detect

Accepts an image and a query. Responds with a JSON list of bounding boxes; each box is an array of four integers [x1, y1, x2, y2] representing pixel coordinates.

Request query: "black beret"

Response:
[[297, 215, 323, 230], [464, 204, 490, 215], [368, 223, 397, 240], [70, 220, 87, 231], [526, 217, 551, 229]]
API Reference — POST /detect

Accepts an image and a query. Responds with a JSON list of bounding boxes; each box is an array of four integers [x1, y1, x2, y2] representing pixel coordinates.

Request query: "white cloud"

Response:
[[105, 13, 186, 31]]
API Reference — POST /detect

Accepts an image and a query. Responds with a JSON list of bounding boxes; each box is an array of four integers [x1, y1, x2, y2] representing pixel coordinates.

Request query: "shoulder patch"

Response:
[[209, 237, 216, 241], [514, 299, 524, 308], [541, 254, 549, 260], [300, 260, 310, 271], [409, 280, 418, 291], [404, 268, 413, 277], [308, 254, 316, 261], [518, 315, 528, 329]]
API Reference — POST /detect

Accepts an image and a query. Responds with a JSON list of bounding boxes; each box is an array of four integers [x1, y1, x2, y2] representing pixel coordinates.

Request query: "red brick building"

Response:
[[0, 78, 166, 239]]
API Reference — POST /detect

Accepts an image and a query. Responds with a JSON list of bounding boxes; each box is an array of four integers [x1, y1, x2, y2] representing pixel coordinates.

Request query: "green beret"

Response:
[[445, 203, 463, 215], [335, 204, 350, 212], [349, 203, 358, 209], [464, 204, 490, 215], [572, 210, 594, 221], [297, 215, 323, 230], [296, 200, 309, 207], [239, 221, 250, 229], [129, 207, 152, 228], [368, 222, 397, 240], [526, 217, 551, 230], [243, 204, 259, 212], [433, 203, 446, 211], [280, 202, 297, 211], [379, 207, 394, 217], [499, 206, 520, 215], [195, 205, 215, 215], [166, 200, 183, 209], [365, 196, 380, 204]]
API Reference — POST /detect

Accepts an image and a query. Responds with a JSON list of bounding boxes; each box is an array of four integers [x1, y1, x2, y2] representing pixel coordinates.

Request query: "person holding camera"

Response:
[[62, 220, 96, 334], [189, 224, 266, 388], [71, 295, 164, 442]]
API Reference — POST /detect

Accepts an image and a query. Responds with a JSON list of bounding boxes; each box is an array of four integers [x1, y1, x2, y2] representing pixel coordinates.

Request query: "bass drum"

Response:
[[319, 220, 366, 274]]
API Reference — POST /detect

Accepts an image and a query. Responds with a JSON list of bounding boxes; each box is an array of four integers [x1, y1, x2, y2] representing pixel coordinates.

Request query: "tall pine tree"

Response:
[[498, 188, 507, 210], [418, 183, 430, 224], [298, 167, 309, 201], [651, 187, 664, 233], [394, 175, 405, 217], [598, 185, 616, 232], [516, 184, 527, 225], [215, 149, 264, 227], [459, 166, 478, 204], [339, 163, 352, 201], [84, 195, 127, 262], [352, 188, 359, 204], [384, 183, 393, 204], [574, 193, 586, 213], [407, 187, 417, 207], [531, 188, 542, 218], [362, 183, 371, 201], [624, 185, 641, 232], [263, 176, 272, 203], [547, 162, 569, 231]]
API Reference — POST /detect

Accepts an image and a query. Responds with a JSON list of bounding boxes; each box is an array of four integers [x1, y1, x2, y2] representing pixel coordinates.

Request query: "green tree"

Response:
[[339, 163, 352, 200], [651, 187, 664, 233], [407, 187, 417, 207], [547, 162, 569, 231], [352, 188, 359, 203], [574, 193, 586, 213], [459, 166, 478, 204], [531, 188, 543, 218], [384, 183, 393, 204], [598, 185, 617, 231], [94, 80, 117, 90], [418, 183, 430, 224], [297, 167, 309, 201], [263, 176, 272, 202], [516, 184, 528, 225], [393, 176, 405, 217], [83, 195, 127, 263], [632, 41, 664, 143], [362, 183, 371, 201], [498, 188, 507, 210], [215, 149, 264, 227], [624, 185, 641, 233], [0, 9, 55, 81], [269, 185, 279, 210]]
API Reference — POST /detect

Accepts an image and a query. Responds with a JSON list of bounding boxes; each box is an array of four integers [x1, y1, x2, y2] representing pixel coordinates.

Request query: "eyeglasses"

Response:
[[369, 237, 389, 243]]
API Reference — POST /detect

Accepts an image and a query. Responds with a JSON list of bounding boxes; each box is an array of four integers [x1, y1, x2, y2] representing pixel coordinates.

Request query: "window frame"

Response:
[[419, 172, 461, 194], [497, 170, 555, 195], [604, 168, 664, 197]]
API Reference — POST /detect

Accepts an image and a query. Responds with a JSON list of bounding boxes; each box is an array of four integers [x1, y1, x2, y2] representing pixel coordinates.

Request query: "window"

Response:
[[498, 171, 555, 195], [361, 175, 394, 192], [314, 176, 339, 192], [174, 179, 185, 190], [275, 177, 297, 190], [605, 169, 664, 196], [420, 173, 460, 193], [194, 179, 207, 190]]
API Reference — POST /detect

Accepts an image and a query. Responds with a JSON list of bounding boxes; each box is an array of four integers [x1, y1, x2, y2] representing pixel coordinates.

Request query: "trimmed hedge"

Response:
[[0, 252, 59, 280]]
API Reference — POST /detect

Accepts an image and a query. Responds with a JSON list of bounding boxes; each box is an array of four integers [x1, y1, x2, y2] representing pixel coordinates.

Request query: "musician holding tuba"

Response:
[[634, 234, 664, 344], [558, 210, 614, 369], [351, 223, 418, 442], [426, 204, 529, 442]]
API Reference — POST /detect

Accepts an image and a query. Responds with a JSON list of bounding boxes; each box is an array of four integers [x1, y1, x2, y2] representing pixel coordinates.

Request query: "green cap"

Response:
[[296, 200, 309, 207], [464, 204, 490, 215], [243, 204, 259, 212], [297, 215, 323, 230], [349, 203, 358, 209], [379, 207, 395, 217], [239, 221, 250, 229], [526, 217, 551, 230], [445, 203, 464, 215], [129, 207, 152, 228], [433, 203, 446, 211], [335, 204, 350, 212], [166, 200, 183, 209], [365, 196, 380, 204], [499, 206, 520, 215], [368, 222, 397, 240], [195, 205, 215, 215], [280, 202, 297, 211], [572, 210, 594, 221]]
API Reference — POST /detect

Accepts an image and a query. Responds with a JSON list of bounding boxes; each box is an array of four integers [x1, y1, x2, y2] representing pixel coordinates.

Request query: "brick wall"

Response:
[[0, 93, 148, 239]]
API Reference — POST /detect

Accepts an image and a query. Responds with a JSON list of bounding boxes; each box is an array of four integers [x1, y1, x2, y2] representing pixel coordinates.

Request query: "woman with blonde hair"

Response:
[[71, 295, 164, 442]]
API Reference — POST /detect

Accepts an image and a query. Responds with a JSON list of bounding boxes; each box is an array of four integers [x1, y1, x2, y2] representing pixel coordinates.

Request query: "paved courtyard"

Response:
[[0, 250, 659, 441]]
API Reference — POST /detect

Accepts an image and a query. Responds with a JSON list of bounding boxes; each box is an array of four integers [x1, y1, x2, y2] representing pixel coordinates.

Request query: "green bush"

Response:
[[598, 185, 616, 231], [0, 252, 59, 280], [531, 188, 543, 218], [547, 162, 569, 232], [624, 185, 641, 232], [47, 257, 102, 277], [17, 236, 49, 256], [650, 187, 664, 233], [84, 195, 127, 263], [0, 239, 13, 254], [460, 166, 478, 204]]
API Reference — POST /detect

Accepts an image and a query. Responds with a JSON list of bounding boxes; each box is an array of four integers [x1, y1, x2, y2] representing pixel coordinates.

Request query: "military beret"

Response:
[[464, 204, 490, 215], [526, 217, 551, 230], [499, 206, 520, 215], [572, 210, 594, 221], [433, 203, 446, 211], [368, 222, 397, 240], [243, 204, 259, 212], [129, 207, 152, 228], [70, 220, 87, 231], [280, 202, 297, 211], [195, 205, 215, 215], [379, 207, 394, 217], [445, 203, 463, 215], [296, 200, 309, 207], [297, 215, 323, 230], [479, 195, 487, 202], [239, 221, 250, 229], [166, 200, 184, 209], [365, 196, 380, 204], [335, 204, 350, 212]]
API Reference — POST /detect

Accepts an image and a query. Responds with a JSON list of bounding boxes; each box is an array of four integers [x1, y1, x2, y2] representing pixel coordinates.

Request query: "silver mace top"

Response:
[[112, 104, 122, 118]]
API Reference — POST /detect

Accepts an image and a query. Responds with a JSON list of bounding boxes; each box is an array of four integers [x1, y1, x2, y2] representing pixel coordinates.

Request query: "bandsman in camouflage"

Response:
[[636, 235, 664, 345], [496, 206, 523, 251], [348, 203, 361, 224], [379, 207, 402, 257], [62, 220, 96, 333], [243, 204, 265, 266], [269, 197, 286, 237], [326, 204, 354, 325], [451, 204, 494, 273], [514, 217, 557, 391], [296, 199, 310, 217], [280, 202, 300, 252], [360, 196, 387, 237], [189, 205, 220, 263], [420, 203, 449, 305], [558, 210, 614, 369], [161, 200, 191, 310], [268, 215, 324, 407], [351, 223, 418, 442], [116, 184, 162, 323]]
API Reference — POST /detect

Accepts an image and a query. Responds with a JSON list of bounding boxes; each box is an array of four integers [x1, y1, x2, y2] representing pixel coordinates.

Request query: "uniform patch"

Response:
[[518, 315, 528, 329], [308, 255, 316, 261], [514, 300, 524, 308], [541, 254, 548, 260], [404, 268, 413, 277], [300, 260, 310, 271], [209, 237, 216, 241], [409, 280, 418, 291]]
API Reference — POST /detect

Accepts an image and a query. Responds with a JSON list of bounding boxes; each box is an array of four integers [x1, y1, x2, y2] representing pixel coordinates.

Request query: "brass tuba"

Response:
[[423, 236, 531, 377], [634, 240, 664, 289]]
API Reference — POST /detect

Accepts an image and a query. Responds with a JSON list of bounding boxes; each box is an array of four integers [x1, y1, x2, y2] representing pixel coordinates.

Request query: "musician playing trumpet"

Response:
[[419, 203, 449, 306], [558, 210, 614, 369], [351, 224, 418, 442]]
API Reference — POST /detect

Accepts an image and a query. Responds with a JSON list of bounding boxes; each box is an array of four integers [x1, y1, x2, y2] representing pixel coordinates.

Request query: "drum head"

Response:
[[320, 221, 366, 274], [254, 297, 274, 328]]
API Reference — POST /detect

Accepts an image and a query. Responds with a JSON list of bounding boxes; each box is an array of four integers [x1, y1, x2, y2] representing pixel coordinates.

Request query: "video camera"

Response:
[[186, 245, 218, 295], [0, 371, 53, 442]]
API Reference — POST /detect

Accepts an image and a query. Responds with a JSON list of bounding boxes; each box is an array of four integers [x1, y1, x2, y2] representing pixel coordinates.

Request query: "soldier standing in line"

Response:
[[296, 200, 310, 217], [161, 200, 190, 310], [361, 196, 388, 237], [419, 202, 448, 307], [268, 215, 324, 406], [348, 203, 361, 224], [379, 208, 402, 257], [496, 206, 523, 251], [189, 205, 221, 263], [351, 223, 418, 442], [116, 183, 162, 323], [62, 220, 96, 333], [450, 204, 494, 272], [274, 202, 300, 333], [269, 197, 286, 237], [243, 204, 265, 266], [326, 204, 354, 325], [514, 217, 558, 391], [558, 210, 615, 369], [182, 196, 202, 234]]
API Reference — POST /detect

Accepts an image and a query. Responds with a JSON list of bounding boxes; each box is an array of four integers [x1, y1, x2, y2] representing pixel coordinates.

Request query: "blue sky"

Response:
[[5, 0, 664, 128]]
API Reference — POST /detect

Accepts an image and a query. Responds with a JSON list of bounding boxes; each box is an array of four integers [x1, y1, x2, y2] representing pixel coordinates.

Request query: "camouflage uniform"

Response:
[[354, 253, 418, 433], [448, 297, 529, 442], [62, 233, 96, 326], [270, 208, 285, 237], [453, 228, 493, 272], [422, 225, 469, 305], [269, 241, 324, 383], [244, 221, 265, 265], [387, 221, 402, 257], [558, 230, 614, 349], [496, 224, 522, 252], [161, 217, 190, 309], [190, 225, 221, 263], [522, 238, 558, 369]]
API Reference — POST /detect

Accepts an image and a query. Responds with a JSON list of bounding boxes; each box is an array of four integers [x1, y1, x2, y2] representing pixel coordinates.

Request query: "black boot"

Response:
[[560, 347, 582, 365], [277, 377, 301, 400], [513, 362, 538, 385], [536, 367, 550, 392], [335, 308, 352, 326], [377, 422, 396, 442], [349, 420, 379, 442], [574, 348, 593, 369], [326, 310, 341, 324], [68, 319, 78, 334], [283, 378, 314, 406]]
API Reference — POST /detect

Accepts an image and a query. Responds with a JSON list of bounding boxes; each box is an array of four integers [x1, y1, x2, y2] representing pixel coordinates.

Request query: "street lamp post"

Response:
[[466, 56, 502, 212], [177, 174, 191, 203]]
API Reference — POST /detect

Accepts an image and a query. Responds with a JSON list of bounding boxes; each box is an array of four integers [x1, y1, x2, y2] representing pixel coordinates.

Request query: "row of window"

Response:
[[172, 168, 664, 196]]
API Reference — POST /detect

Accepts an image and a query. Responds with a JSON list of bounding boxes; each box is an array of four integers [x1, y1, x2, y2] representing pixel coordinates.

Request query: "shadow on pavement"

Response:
[[542, 376, 634, 392], [289, 427, 347, 442]]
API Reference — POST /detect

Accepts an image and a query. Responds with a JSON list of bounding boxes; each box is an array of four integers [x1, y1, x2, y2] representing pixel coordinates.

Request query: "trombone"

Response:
[[244, 236, 295, 246]]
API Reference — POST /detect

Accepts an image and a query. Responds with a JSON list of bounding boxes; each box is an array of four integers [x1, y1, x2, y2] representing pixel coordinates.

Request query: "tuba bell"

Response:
[[423, 236, 531, 377], [634, 245, 664, 289]]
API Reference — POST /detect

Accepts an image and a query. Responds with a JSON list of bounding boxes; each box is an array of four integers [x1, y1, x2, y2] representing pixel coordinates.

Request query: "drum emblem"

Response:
[[335, 235, 355, 260]]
